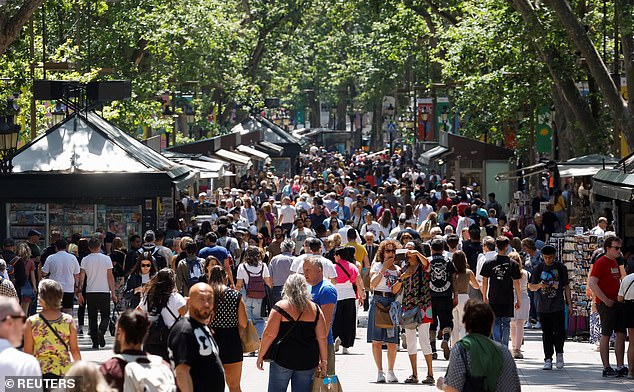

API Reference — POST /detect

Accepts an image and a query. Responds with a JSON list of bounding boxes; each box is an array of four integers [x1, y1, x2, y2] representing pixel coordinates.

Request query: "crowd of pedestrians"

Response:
[[0, 145, 632, 392]]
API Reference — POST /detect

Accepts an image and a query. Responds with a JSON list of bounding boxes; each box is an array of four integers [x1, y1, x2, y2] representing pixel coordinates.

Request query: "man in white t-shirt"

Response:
[[0, 297, 42, 386], [290, 219, 314, 256], [41, 239, 80, 315], [78, 236, 117, 349], [278, 196, 297, 235], [290, 237, 337, 285]]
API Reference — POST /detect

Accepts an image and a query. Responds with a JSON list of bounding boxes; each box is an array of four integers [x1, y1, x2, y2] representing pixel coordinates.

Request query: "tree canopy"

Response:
[[0, 0, 631, 162]]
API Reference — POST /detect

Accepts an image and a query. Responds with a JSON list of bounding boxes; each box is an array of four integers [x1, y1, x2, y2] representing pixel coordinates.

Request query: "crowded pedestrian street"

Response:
[[2, 1, 634, 391]]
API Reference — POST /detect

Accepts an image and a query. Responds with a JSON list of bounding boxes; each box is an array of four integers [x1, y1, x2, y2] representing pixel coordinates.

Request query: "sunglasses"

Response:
[[141, 263, 152, 267], [611, 246, 622, 250], [384, 249, 396, 254], [2, 314, 26, 323]]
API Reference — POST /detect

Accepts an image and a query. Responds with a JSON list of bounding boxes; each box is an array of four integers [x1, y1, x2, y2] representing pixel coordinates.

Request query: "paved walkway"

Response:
[[78, 312, 634, 391]]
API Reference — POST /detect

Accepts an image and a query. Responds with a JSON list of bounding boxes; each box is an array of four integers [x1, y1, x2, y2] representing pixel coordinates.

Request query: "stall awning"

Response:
[[169, 158, 226, 179], [235, 145, 270, 161], [559, 165, 606, 178], [418, 146, 449, 165], [255, 141, 284, 156], [495, 162, 547, 181], [212, 149, 252, 166], [366, 149, 389, 158]]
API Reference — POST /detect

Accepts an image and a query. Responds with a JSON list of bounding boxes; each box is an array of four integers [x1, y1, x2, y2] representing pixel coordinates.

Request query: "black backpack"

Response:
[[145, 304, 180, 347], [139, 247, 168, 270]]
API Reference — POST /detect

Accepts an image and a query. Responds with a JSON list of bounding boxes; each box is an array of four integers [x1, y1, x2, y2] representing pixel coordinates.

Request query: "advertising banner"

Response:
[[535, 106, 552, 154]]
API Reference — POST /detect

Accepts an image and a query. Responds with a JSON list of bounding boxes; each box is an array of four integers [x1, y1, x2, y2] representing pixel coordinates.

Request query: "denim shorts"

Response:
[[366, 294, 400, 344]]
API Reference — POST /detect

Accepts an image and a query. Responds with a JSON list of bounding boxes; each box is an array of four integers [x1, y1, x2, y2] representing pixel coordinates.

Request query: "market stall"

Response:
[[0, 112, 197, 246]]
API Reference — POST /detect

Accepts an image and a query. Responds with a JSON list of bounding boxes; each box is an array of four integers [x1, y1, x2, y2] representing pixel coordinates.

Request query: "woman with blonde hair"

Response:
[[64, 361, 113, 392], [257, 274, 328, 392], [16, 242, 37, 315], [509, 251, 530, 359], [24, 279, 81, 379]]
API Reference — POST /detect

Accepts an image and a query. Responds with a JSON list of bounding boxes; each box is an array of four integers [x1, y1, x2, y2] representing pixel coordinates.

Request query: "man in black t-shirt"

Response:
[[104, 220, 117, 255], [429, 236, 457, 360], [529, 245, 571, 370], [481, 235, 521, 348], [168, 283, 225, 392]]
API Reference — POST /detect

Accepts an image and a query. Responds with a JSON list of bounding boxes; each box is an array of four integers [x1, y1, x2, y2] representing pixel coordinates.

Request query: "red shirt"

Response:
[[590, 255, 621, 303], [436, 197, 454, 210]]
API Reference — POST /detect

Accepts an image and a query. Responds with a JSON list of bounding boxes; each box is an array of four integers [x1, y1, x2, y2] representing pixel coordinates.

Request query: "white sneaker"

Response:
[[386, 370, 398, 383], [334, 337, 341, 352], [543, 359, 553, 370], [377, 371, 386, 383], [556, 353, 564, 369], [342, 347, 349, 354]]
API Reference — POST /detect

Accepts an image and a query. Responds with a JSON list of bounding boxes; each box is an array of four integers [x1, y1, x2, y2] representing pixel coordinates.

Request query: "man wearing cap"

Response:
[[193, 192, 210, 215], [0, 297, 42, 382], [428, 236, 458, 360], [295, 194, 312, 213], [1, 238, 26, 300], [25, 230, 42, 282], [333, 197, 351, 222], [42, 239, 81, 315], [529, 244, 571, 370]]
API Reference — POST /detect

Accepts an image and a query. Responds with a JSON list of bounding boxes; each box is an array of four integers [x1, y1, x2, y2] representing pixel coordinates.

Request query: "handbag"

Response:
[[263, 305, 301, 362], [374, 302, 394, 329], [240, 320, 260, 353], [312, 373, 343, 392], [109, 308, 119, 336], [401, 306, 423, 329]]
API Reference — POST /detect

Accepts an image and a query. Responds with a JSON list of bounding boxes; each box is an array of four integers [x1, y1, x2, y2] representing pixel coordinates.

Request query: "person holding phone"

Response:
[[368, 239, 402, 383]]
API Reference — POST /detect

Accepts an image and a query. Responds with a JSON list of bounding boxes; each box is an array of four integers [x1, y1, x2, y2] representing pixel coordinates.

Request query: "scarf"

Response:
[[460, 333, 503, 392]]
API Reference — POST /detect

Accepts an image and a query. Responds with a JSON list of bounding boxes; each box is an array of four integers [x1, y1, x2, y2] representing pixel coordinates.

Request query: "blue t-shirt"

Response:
[[311, 280, 338, 344], [199, 245, 229, 263]]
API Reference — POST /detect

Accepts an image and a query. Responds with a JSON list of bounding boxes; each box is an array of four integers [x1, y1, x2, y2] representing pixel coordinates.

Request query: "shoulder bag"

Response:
[[263, 305, 302, 362], [39, 314, 69, 352]]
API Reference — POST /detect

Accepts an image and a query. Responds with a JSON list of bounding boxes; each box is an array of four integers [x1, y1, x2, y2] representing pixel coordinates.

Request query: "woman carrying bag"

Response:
[[256, 274, 328, 392], [367, 239, 402, 383], [208, 265, 248, 392], [24, 279, 81, 382], [391, 241, 435, 385]]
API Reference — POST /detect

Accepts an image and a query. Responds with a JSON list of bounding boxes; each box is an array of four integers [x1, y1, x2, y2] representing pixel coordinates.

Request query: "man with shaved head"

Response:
[[168, 283, 225, 392], [0, 297, 41, 381]]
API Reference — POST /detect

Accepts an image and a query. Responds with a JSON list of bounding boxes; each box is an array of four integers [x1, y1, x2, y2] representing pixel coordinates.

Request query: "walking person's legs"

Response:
[[85, 293, 99, 347], [223, 362, 243, 392]]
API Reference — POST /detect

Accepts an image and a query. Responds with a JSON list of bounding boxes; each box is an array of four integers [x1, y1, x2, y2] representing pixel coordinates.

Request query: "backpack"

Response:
[[245, 265, 266, 299], [145, 304, 180, 348], [6, 256, 19, 286], [114, 353, 176, 392], [140, 247, 168, 270]]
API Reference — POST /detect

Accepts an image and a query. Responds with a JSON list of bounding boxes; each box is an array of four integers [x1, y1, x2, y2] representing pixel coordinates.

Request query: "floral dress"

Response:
[[400, 264, 433, 323], [28, 313, 73, 376]]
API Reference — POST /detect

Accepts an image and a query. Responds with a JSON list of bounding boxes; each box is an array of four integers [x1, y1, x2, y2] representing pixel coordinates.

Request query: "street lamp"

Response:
[[0, 118, 20, 174], [420, 106, 429, 141], [51, 101, 66, 125], [441, 108, 448, 132]]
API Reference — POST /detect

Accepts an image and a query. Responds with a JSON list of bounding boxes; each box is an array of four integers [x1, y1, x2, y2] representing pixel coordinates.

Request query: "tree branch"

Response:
[[0, 0, 45, 55], [544, 0, 627, 120]]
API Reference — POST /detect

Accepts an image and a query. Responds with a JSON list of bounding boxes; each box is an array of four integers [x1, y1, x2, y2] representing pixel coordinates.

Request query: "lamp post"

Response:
[[0, 119, 20, 174], [51, 101, 66, 125], [441, 108, 448, 133]]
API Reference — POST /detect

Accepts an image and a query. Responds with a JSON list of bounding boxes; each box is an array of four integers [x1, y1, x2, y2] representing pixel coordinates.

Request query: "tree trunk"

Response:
[[0, 0, 45, 55], [510, 0, 600, 141], [336, 86, 347, 130], [545, 0, 634, 147]]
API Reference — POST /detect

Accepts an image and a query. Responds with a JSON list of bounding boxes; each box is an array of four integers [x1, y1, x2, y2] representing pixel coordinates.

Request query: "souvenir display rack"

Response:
[[549, 233, 602, 341], [508, 191, 533, 229]]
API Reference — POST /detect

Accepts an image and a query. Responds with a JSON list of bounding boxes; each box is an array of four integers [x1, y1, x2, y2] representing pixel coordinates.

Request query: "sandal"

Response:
[[421, 375, 435, 385], [404, 375, 418, 384]]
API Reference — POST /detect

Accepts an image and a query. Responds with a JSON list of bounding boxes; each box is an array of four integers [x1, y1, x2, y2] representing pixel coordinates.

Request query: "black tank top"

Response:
[[273, 304, 321, 371]]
